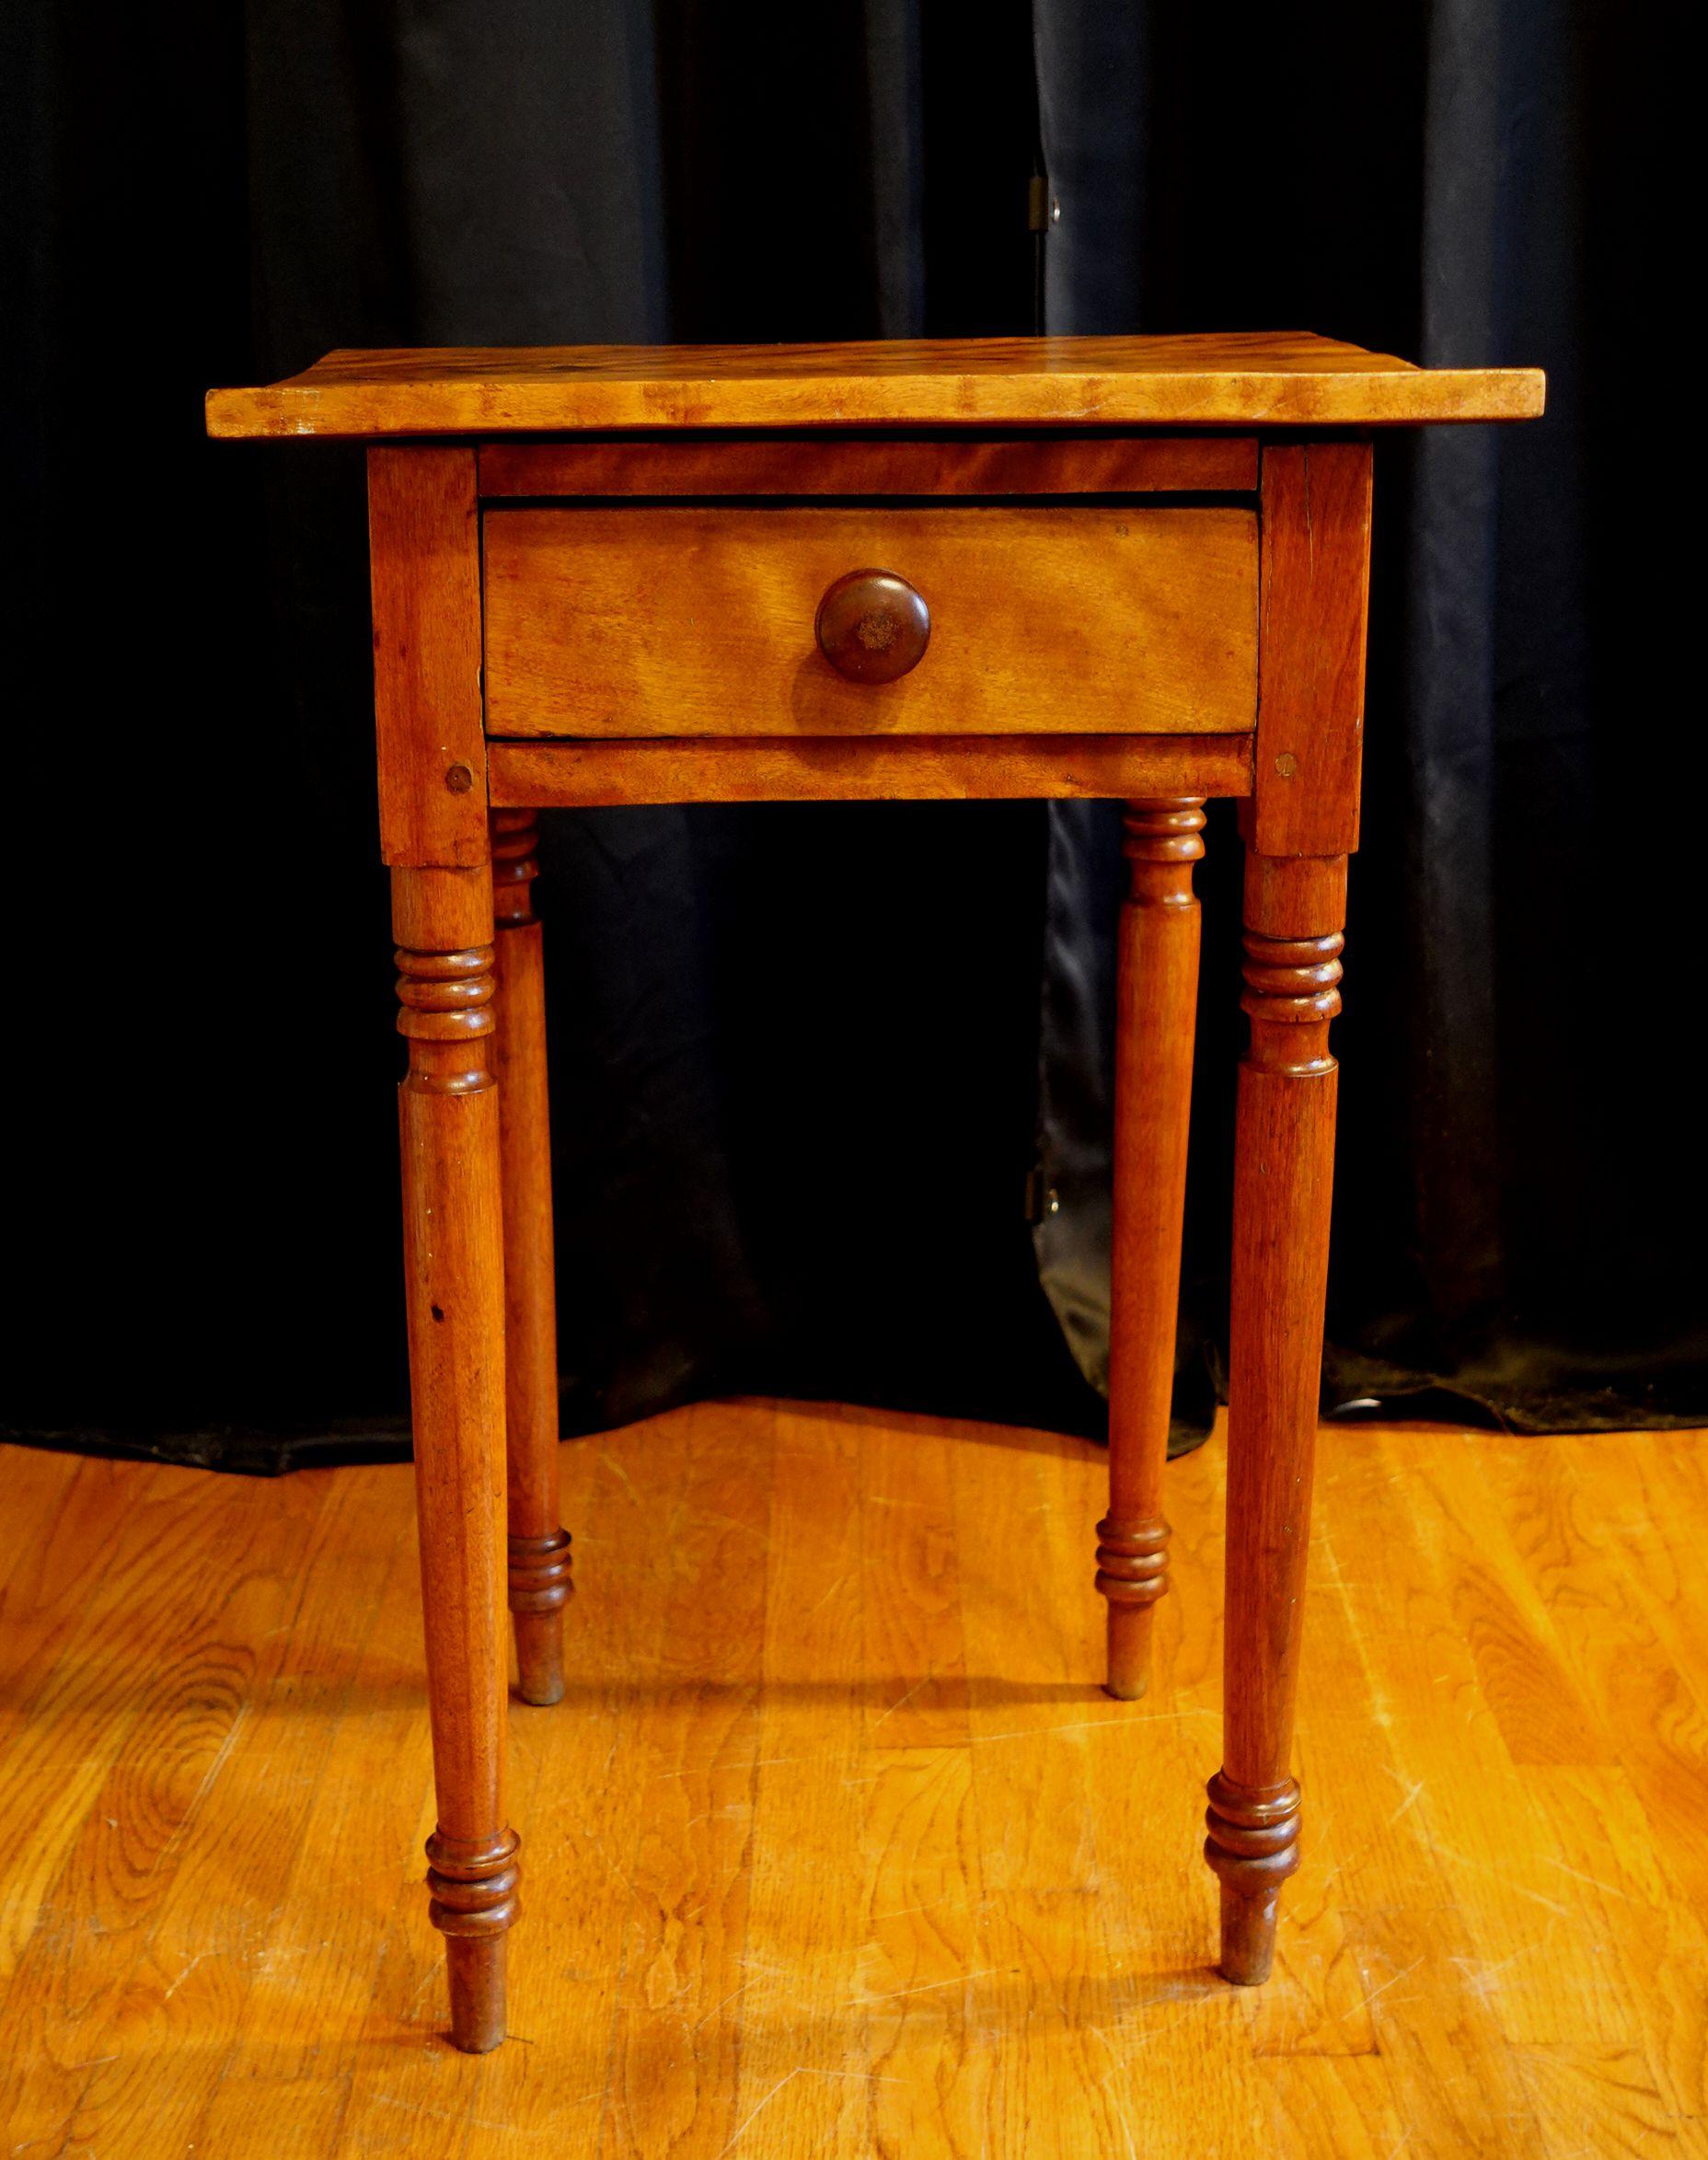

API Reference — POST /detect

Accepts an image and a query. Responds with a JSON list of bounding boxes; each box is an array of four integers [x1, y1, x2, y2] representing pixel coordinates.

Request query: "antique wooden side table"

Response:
[[207, 336, 1543, 2052]]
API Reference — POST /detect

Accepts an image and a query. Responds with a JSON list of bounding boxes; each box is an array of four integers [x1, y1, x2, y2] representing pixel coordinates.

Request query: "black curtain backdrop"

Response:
[[6, 0, 1702, 1472]]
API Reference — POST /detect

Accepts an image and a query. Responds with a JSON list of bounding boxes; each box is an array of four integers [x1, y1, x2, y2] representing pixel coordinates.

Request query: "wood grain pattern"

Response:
[[1356, 1429, 1708, 2122], [197, 329, 1556, 2109], [1098, 799, 1205, 1700], [860, 1414, 971, 1750], [1251, 443, 1373, 858], [598, 1403, 776, 2156], [190, 1467, 425, 2155], [486, 733, 1256, 807], [1206, 853, 1349, 1983], [205, 331, 1546, 436], [455, 1391, 699, 2154], [84, 1468, 415, 2156], [391, 861, 515, 2051], [367, 447, 488, 867], [3, 1407, 1702, 2155], [731, 1408, 871, 2154], [0, 1466, 330, 2156], [482, 503, 1257, 738], [950, 1415, 1125, 2156], [490, 810, 571, 1708], [476, 433, 1260, 498]]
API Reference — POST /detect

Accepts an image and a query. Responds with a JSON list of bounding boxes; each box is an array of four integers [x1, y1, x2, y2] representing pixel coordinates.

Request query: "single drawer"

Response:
[[482, 505, 1257, 738]]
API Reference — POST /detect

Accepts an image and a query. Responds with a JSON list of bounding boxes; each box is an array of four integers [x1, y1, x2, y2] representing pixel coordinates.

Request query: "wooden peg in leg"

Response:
[[394, 862, 518, 2050], [490, 809, 571, 1705], [1098, 798, 1205, 1699]]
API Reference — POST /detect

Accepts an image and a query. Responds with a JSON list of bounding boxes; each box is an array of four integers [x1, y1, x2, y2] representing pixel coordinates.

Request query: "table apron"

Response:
[[484, 733, 1255, 809]]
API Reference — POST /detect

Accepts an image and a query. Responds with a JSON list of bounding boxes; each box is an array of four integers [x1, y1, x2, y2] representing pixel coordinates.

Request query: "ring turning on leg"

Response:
[[1099, 799, 1204, 1699], [394, 863, 519, 2052], [1207, 849, 1345, 1986], [427, 1825, 523, 2053], [491, 809, 572, 1704], [1203, 1773, 1301, 1984]]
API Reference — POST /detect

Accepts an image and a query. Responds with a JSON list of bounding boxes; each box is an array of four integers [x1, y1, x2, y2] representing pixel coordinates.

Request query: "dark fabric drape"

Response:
[[6, 0, 1702, 1471], [1031, 0, 1706, 1435]]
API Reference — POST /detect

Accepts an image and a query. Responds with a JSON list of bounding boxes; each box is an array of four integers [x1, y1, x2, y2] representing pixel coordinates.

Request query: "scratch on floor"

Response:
[[870, 1675, 930, 1729], [714, 2067, 804, 2156], [1361, 1956, 1425, 2008], [1088, 2021, 1139, 2160], [692, 1970, 774, 2030], [1385, 1778, 1425, 1829], [688, 1512, 768, 1543], [1093, 2060, 1143, 2160], [856, 1965, 1010, 2004], [967, 1710, 1217, 1748], [597, 1450, 642, 1510], [715, 2061, 914, 2154], [1540, 1855, 1632, 1901], [369, 2090, 556, 2134], [1447, 1947, 1527, 1998], [160, 1950, 214, 2002], [804, 1573, 852, 1618]]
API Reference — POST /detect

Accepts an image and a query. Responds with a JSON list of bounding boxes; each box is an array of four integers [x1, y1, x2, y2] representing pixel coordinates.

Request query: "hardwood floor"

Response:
[[2, 1403, 1704, 2157]]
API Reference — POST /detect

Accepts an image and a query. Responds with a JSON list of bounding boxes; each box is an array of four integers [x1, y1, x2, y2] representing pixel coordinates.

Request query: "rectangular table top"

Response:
[[205, 332, 1544, 438]]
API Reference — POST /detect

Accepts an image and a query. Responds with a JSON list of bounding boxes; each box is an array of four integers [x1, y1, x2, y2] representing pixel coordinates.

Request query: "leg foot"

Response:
[[429, 1825, 521, 2053], [508, 1529, 572, 1704], [1104, 1606, 1151, 1702], [445, 1938, 507, 2054], [1218, 1881, 1281, 1987], [1097, 1516, 1169, 1699], [1204, 1772, 1300, 1985]]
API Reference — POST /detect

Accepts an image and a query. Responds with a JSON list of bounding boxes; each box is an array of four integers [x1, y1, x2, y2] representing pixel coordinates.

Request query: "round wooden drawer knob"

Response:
[[814, 569, 930, 684]]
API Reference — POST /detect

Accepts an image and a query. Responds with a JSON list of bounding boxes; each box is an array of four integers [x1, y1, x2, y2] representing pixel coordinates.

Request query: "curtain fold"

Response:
[[1031, 0, 1704, 1431], [6, 0, 1700, 1471]]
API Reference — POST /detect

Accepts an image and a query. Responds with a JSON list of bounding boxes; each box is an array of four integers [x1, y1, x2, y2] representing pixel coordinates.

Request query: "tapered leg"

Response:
[[394, 863, 519, 2053], [490, 810, 572, 1705], [1098, 799, 1205, 1699], [1205, 850, 1345, 1983]]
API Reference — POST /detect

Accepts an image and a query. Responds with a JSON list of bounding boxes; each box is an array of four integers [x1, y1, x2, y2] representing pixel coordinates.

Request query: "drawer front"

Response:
[[482, 505, 1256, 738]]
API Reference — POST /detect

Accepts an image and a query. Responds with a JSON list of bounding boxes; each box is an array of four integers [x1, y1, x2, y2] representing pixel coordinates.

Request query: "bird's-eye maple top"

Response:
[[206, 332, 1543, 438]]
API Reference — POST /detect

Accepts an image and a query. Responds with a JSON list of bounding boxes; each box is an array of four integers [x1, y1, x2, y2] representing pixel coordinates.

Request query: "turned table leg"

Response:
[[490, 809, 572, 1705], [1204, 850, 1345, 1982], [1098, 799, 1205, 1699], [394, 863, 519, 2053]]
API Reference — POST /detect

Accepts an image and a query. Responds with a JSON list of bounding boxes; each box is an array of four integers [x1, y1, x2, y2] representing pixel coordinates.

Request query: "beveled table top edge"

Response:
[[206, 334, 1545, 439]]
